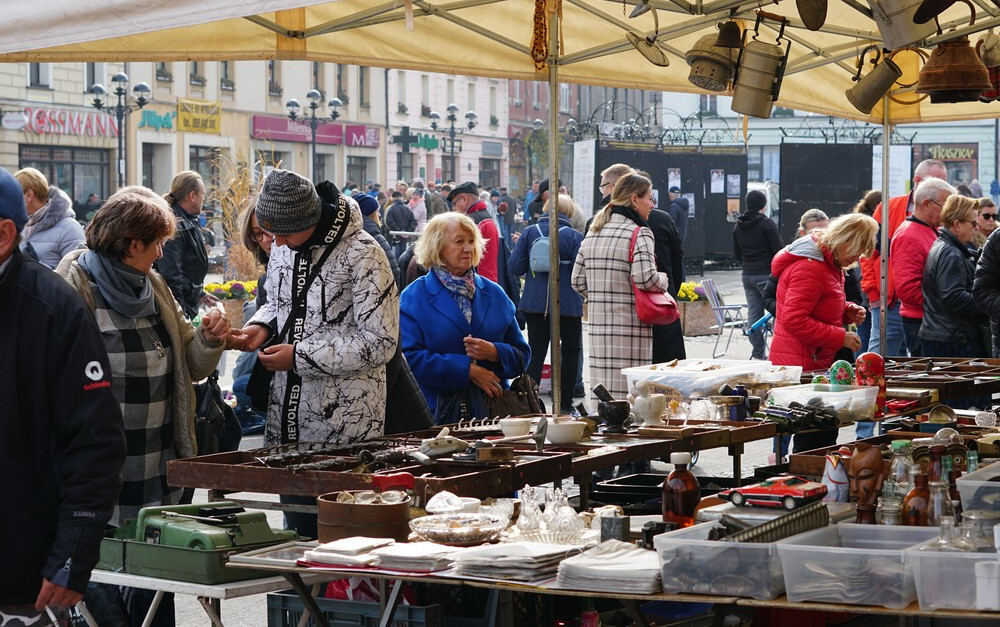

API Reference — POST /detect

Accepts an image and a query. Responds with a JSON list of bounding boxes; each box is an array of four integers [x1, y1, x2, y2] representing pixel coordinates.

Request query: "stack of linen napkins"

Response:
[[556, 540, 661, 594], [370, 542, 462, 572], [302, 537, 395, 566], [454, 542, 581, 582]]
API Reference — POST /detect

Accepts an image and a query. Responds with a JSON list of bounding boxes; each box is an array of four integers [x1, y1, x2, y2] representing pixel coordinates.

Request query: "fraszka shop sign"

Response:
[[23, 107, 117, 137]]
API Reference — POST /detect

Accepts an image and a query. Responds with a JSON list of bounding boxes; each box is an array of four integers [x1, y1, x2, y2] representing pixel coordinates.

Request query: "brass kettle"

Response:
[[916, 36, 992, 103]]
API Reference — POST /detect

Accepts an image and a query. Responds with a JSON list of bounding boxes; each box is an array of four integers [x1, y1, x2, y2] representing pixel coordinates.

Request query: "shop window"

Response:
[[479, 158, 500, 189], [19, 145, 109, 207], [28, 63, 51, 88], [347, 156, 369, 188]]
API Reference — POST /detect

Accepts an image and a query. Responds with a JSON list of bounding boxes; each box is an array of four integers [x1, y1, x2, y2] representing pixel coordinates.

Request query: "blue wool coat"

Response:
[[400, 269, 530, 415], [508, 214, 584, 316]]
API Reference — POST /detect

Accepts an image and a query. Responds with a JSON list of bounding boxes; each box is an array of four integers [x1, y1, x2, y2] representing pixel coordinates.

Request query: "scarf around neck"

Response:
[[610, 204, 649, 228], [433, 266, 476, 324], [79, 250, 157, 318]]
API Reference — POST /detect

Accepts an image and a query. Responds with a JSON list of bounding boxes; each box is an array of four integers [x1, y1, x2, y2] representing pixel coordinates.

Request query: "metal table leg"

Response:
[[197, 596, 225, 627], [730, 443, 744, 486], [378, 580, 404, 627], [283, 573, 331, 627], [620, 599, 651, 626], [140, 590, 165, 627], [577, 474, 590, 509]]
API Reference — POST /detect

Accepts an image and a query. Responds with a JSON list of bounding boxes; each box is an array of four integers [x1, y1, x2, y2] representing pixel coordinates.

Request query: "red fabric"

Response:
[[475, 212, 500, 282], [890, 218, 938, 318], [859, 193, 910, 305], [769, 240, 849, 371]]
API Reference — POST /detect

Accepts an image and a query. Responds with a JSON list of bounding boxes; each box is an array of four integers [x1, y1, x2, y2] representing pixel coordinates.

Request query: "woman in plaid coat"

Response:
[[573, 174, 669, 401]]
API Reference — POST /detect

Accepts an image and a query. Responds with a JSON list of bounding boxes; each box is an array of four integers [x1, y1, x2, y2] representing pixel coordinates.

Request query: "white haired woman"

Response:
[[400, 213, 530, 423]]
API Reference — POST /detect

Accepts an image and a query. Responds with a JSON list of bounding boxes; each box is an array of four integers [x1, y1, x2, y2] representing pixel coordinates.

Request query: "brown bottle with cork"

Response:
[[662, 452, 700, 528], [903, 473, 930, 526]]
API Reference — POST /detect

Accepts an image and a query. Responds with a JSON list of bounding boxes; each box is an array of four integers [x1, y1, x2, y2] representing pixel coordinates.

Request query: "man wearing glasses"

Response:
[[859, 159, 947, 359], [889, 177, 956, 358], [974, 198, 998, 249]]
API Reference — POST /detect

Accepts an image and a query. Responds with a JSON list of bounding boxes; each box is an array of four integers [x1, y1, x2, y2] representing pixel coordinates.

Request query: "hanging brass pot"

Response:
[[686, 33, 739, 92], [915, 4, 991, 103], [715, 20, 743, 49], [846, 46, 904, 113], [732, 12, 791, 119]]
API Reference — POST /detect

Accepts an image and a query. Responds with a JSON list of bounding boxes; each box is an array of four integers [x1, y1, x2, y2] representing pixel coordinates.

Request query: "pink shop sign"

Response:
[[252, 115, 343, 145], [344, 124, 380, 148]]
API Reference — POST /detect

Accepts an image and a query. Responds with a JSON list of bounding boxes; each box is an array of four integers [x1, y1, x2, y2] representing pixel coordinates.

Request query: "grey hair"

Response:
[[913, 177, 957, 206], [914, 159, 947, 179]]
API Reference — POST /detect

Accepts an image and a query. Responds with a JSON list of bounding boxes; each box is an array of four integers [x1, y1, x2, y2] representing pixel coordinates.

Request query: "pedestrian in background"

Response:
[[973, 197, 997, 250], [15, 167, 85, 269], [157, 170, 215, 318], [732, 189, 782, 360]]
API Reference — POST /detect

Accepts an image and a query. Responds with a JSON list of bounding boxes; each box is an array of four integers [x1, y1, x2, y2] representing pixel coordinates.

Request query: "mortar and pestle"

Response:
[[594, 384, 631, 434]]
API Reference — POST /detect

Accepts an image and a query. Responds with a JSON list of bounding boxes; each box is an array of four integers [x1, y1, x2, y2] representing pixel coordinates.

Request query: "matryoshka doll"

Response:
[[855, 352, 886, 418]]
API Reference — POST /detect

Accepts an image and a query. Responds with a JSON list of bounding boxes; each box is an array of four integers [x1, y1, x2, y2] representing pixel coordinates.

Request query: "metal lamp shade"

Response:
[[627, 31, 670, 67]]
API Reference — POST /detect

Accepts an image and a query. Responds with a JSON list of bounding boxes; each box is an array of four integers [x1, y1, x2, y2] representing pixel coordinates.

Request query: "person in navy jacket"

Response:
[[401, 212, 530, 423]]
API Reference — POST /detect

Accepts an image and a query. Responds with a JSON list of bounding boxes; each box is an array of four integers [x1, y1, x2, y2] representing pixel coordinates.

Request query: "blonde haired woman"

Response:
[[160, 170, 212, 317], [15, 167, 84, 269], [921, 196, 985, 358], [573, 174, 668, 400], [400, 213, 530, 423]]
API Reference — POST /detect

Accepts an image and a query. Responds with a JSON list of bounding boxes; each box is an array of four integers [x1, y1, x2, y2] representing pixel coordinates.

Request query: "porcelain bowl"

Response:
[[546, 420, 586, 444], [498, 417, 532, 437]]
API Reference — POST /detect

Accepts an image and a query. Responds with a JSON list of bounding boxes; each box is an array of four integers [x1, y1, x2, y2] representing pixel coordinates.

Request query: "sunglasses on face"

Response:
[[982, 213, 998, 221]]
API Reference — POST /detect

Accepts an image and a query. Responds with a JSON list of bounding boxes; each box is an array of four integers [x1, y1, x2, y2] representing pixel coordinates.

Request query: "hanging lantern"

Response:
[[686, 34, 738, 92]]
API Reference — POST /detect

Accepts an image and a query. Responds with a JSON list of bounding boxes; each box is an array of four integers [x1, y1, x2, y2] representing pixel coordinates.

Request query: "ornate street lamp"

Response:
[[430, 103, 477, 182], [89, 73, 150, 188], [287, 89, 343, 180]]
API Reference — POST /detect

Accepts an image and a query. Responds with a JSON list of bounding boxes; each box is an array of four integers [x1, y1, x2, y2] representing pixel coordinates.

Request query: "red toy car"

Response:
[[719, 475, 828, 511]]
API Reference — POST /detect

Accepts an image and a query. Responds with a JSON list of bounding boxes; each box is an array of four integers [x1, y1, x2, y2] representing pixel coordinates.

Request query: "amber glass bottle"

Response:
[[662, 452, 700, 528], [903, 473, 930, 526]]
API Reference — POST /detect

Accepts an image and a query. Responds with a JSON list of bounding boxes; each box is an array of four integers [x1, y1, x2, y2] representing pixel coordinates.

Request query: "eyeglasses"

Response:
[[599, 182, 613, 191], [982, 213, 998, 221], [959, 219, 978, 226], [335, 490, 408, 505], [250, 229, 273, 242], [928, 199, 944, 208]]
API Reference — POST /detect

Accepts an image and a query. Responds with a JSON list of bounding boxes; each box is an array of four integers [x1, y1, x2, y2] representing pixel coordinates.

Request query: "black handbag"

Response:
[[193, 369, 242, 454]]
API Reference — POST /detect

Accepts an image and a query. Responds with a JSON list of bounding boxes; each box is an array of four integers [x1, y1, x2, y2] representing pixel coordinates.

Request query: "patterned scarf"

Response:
[[433, 266, 476, 324]]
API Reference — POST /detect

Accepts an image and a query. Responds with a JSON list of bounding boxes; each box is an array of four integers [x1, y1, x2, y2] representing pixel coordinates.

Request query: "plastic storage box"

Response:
[[622, 359, 772, 399], [776, 524, 938, 608], [906, 539, 1000, 610], [767, 384, 878, 423], [654, 521, 784, 600], [267, 592, 444, 627], [956, 460, 1000, 512]]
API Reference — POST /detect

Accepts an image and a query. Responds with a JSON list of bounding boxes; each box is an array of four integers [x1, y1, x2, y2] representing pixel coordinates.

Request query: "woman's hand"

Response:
[[464, 336, 499, 362], [258, 343, 295, 371], [845, 303, 866, 325], [842, 332, 862, 352], [227, 323, 270, 352], [199, 308, 230, 342], [469, 363, 503, 398]]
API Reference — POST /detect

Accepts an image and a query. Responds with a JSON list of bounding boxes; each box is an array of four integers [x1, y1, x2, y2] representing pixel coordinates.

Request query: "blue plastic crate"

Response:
[[267, 591, 444, 627]]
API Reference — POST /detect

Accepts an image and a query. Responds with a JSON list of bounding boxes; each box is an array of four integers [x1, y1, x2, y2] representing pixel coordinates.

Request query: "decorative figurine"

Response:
[[828, 360, 855, 385], [848, 442, 885, 505], [855, 352, 886, 419], [812, 374, 831, 384], [718, 475, 828, 511], [821, 446, 852, 503], [630, 380, 666, 427]]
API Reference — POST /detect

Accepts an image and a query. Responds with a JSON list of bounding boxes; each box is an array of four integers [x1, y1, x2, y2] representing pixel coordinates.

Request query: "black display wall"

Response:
[[778, 143, 874, 245]]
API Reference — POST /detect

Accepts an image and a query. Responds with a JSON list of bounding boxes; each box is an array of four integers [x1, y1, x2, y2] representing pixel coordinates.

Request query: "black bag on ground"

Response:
[[193, 369, 242, 454]]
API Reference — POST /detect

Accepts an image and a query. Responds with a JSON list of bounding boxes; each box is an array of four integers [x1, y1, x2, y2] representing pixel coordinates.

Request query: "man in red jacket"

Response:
[[859, 159, 947, 355], [449, 181, 500, 282], [890, 177, 955, 357]]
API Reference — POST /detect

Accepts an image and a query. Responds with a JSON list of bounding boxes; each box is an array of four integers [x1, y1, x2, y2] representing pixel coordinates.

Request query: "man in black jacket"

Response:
[[385, 190, 417, 260], [974, 229, 1000, 357], [157, 171, 213, 318], [0, 167, 125, 620], [732, 190, 783, 359], [667, 186, 689, 243]]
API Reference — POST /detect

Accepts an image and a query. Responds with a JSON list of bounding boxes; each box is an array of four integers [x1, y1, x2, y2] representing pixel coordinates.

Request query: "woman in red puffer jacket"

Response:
[[771, 213, 878, 371]]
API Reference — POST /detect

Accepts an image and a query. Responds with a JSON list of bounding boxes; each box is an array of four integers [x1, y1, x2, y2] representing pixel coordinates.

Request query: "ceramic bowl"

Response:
[[498, 417, 532, 437], [546, 420, 586, 444], [459, 497, 482, 513]]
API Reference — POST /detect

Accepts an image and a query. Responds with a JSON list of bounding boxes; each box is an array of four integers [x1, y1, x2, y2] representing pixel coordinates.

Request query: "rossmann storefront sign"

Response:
[[23, 107, 117, 137]]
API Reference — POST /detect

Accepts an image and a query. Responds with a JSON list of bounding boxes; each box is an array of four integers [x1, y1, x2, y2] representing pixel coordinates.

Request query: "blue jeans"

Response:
[[856, 306, 872, 359], [742, 273, 770, 360], [867, 302, 907, 356], [901, 316, 922, 358]]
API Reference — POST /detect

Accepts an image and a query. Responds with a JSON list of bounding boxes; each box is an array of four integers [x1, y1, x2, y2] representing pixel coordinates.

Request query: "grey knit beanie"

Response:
[[255, 169, 321, 235]]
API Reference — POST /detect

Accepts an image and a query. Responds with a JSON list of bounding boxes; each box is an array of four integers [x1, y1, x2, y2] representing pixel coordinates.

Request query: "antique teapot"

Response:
[[732, 12, 790, 119], [915, 0, 991, 102]]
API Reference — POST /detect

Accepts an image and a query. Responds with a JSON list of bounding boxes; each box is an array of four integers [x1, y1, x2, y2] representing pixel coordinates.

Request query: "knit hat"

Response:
[[490, 189, 500, 198], [746, 189, 768, 212], [356, 193, 379, 217], [0, 167, 27, 232], [255, 169, 321, 235]]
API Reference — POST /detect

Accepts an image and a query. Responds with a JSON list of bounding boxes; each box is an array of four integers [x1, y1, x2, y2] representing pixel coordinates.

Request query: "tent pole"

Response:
[[879, 96, 891, 357], [548, 6, 562, 416]]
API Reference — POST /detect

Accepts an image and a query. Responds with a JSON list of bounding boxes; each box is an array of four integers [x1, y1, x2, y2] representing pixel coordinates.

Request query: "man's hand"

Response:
[[510, 231, 521, 245], [464, 336, 499, 362], [35, 579, 82, 612], [259, 343, 295, 371], [842, 332, 862, 352], [469, 364, 502, 398], [228, 324, 270, 352], [199, 308, 230, 342]]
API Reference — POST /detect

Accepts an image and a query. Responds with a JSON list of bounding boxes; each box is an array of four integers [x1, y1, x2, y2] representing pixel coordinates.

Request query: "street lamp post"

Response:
[[429, 103, 477, 182], [287, 89, 343, 181], [89, 73, 150, 189]]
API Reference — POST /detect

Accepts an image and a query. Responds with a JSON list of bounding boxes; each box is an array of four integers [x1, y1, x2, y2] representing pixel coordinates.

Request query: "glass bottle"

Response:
[[953, 520, 978, 552], [662, 452, 700, 528], [889, 440, 914, 495], [921, 516, 962, 552], [903, 474, 930, 526], [927, 481, 955, 527], [878, 495, 902, 525], [967, 450, 980, 474], [948, 469, 963, 523], [961, 510, 998, 552], [928, 445, 945, 483]]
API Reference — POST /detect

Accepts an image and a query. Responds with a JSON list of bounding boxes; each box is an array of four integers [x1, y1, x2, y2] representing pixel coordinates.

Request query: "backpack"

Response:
[[528, 223, 571, 274]]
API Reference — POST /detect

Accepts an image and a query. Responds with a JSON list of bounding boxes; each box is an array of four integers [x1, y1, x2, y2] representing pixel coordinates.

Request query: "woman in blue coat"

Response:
[[508, 194, 583, 414], [401, 213, 530, 423]]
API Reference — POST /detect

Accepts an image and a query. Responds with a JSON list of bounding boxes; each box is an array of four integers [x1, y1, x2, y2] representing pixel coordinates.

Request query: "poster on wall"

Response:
[[726, 174, 741, 198], [667, 168, 681, 190], [727, 198, 741, 222], [573, 139, 597, 217], [711, 169, 725, 194], [683, 193, 696, 218], [651, 188, 659, 208], [872, 144, 912, 198]]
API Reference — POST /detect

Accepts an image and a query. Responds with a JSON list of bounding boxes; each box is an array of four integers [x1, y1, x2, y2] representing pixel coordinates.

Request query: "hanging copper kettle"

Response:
[[916, 1, 991, 103]]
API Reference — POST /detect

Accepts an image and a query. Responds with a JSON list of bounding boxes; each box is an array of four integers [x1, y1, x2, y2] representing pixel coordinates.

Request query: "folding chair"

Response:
[[700, 278, 748, 359]]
